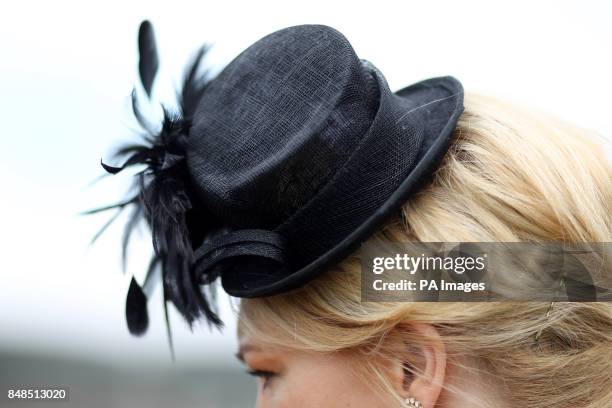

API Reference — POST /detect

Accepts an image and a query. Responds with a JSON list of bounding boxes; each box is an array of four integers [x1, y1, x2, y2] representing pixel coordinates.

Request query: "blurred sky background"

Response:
[[0, 0, 611, 406]]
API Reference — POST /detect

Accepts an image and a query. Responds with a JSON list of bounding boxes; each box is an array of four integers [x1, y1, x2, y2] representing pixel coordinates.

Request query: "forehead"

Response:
[[236, 334, 291, 363]]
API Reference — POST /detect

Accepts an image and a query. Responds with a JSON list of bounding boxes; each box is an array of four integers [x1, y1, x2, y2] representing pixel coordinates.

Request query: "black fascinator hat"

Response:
[[90, 21, 463, 337]]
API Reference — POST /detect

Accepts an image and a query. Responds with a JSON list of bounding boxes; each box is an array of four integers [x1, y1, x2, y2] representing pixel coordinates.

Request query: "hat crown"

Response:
[[93, 21, 464, 332], [187, 25, 379, 228]]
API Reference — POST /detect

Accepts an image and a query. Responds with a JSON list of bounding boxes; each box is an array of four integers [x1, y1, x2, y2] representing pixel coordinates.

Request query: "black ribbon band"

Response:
[[193, 229, 288, 278]]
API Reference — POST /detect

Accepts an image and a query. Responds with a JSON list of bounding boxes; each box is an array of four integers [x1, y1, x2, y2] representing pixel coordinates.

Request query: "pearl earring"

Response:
[[404, 397, 424, 408]]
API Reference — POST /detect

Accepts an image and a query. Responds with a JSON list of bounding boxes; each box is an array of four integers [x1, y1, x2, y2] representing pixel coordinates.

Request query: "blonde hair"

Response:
[[238, 93, 612, 407]]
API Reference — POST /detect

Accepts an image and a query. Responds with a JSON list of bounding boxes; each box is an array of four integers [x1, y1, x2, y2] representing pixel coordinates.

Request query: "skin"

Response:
[[236, 342, 394, 407], [235, 324, 468, 408]]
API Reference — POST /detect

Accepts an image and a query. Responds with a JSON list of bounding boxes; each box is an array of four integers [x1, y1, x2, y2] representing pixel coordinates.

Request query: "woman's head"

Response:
[[237, 93, 612, 407]]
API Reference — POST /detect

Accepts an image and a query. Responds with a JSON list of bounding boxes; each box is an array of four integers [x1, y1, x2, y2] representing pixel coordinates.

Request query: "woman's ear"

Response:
[[387, 323, 447, 408]]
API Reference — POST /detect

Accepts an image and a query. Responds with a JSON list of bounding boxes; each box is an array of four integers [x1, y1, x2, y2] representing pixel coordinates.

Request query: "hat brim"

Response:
[[220, 74, 464, 298]]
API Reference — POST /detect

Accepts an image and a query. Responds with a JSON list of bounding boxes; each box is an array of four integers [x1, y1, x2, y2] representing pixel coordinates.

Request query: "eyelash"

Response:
[[247, 369, 276, 388]]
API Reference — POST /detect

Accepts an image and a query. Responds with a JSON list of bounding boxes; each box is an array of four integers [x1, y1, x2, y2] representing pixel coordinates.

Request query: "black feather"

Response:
[[80, 196, 138, 215], [85, 25, 222, 337], [130, 89, 158, 135], [121, 204, 144, 271], [142, 255, 161, 295], [138, 20, 159, 98], [126, 276, 149, 336], [162, 281, 176, 362], [180, 45, 211, 118], [89, 208, 123, 244], [100, 158, 123, 174]]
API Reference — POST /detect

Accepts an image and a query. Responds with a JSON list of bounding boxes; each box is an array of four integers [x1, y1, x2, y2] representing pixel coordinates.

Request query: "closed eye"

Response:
[[247, 369, 276, 378], [247, 369, 277, 389]]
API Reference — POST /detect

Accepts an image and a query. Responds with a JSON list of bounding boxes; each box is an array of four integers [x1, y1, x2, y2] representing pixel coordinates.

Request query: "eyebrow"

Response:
[[235, 344, 261, 363]]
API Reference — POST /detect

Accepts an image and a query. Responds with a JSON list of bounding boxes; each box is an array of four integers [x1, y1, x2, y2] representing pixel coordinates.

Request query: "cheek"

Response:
[[257, 355, 392, 408]]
